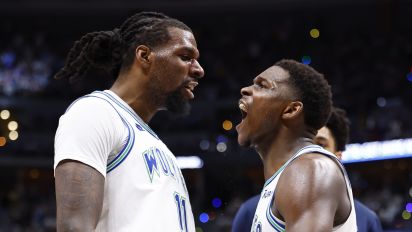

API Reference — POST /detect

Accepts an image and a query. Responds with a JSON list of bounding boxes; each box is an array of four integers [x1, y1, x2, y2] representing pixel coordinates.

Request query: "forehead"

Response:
[[258, 65, 290, 83], [316, 126, 334, 142], [163, 27, 199, 54]]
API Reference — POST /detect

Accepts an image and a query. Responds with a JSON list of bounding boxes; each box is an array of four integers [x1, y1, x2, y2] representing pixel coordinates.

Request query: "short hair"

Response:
[[55, 12, 191, 82], [275, 59, 332, 130], [326, 107, 350, 152]]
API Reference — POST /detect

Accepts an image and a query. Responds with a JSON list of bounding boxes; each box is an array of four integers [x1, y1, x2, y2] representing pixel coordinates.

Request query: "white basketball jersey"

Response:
[[251, 145, 357, 232], [57, 90, 195, 232]]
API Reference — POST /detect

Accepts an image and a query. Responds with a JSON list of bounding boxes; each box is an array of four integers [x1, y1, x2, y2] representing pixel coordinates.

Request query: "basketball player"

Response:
[[53, 12, 204, 231], [235, 59, 357, 231], [233, 107, 381, 232]]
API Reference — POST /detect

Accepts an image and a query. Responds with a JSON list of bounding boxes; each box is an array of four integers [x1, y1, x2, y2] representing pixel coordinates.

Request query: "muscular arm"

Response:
[[55, 160, 105, 232], [274, 153, 349, 232]]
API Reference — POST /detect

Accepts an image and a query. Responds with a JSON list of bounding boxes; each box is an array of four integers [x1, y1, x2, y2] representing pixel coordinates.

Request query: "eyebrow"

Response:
[[254, 76, 277, 88], [315, 136, 328, 141], [180, 46, 200, 59]]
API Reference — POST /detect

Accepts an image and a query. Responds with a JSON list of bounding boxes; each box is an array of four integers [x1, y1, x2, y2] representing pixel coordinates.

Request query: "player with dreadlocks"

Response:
[[54, 12, 204, 231]]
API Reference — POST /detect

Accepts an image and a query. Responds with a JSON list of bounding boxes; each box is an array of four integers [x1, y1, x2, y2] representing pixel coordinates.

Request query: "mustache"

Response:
[[168, 78, 196, 94]]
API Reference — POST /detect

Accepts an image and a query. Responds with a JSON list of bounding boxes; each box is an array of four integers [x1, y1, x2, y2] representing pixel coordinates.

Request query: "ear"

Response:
[[335, 151, 343, 160], [281, 101, 303, 120], [135, 45, 153, 68]]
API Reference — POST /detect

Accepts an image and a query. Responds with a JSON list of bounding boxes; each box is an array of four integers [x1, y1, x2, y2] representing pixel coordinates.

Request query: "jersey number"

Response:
[[174, 192, 188, 232]]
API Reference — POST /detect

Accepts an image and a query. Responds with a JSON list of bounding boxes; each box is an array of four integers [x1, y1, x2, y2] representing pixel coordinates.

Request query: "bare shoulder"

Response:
[[275, 153, 346, 215], [281, 152, 343, 184]]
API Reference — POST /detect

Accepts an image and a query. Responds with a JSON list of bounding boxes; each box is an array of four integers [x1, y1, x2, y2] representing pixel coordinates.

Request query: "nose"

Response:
[[190, 59, 205, 79], [241, 85, 252, 96]]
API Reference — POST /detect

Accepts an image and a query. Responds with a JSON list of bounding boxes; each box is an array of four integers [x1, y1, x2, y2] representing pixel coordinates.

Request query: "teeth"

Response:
[[186, 82, 198, 91], [239, 102, 247, 112]]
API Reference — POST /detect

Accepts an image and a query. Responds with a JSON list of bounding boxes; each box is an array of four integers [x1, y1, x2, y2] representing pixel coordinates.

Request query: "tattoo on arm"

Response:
[[55, 160, 104, 231]]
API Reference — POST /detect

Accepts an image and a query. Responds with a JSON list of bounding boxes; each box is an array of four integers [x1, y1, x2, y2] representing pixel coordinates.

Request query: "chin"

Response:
[[165, 91, 191, 116], [237, 135, 251, 147]]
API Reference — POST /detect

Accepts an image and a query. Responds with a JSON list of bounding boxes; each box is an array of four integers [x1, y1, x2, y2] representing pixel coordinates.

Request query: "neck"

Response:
[[256, 129, 315, 181], [109, 70, 158, 123]]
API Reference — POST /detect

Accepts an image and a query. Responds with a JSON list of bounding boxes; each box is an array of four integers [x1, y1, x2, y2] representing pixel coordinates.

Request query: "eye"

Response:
[[180, 55, 192, 62], [317, 142, 327, 148], [254, 81, 265, 89]]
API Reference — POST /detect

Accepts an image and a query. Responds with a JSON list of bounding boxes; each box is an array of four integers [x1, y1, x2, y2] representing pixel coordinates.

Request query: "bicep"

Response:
[[55, 160, 104, 231], [280, 202, 335, 232], [275, 155, 343, 232]]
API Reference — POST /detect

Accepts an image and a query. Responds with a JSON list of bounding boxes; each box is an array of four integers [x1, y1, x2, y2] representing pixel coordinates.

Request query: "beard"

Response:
[[165, 87, 191, 116], [148, 71, 191, 117]]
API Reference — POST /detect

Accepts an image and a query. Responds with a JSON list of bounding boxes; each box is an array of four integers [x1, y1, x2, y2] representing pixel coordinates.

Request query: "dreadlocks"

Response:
[[55, 12, 191, 82]]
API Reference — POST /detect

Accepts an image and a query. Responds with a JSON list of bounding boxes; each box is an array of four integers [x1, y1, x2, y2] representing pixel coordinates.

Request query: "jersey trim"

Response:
[[65, 95, 91, 113], [97, 90, 159, 140], [265, 145, 355, 231], [260, 145, 323, 231], [106, 117, 135, 173], [88, 95, 135, 173], [266, 203, 285, 232], [263, 145, 321, 188], [266, 197, 286, 232], [64, 94, 135, 173]]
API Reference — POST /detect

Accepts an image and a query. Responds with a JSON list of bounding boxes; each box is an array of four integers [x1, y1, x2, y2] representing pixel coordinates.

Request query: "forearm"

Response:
[[55, 160, 105, 232]]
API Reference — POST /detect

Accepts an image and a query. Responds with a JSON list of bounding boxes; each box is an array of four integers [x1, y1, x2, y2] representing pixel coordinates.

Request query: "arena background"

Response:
[[0, 0, 412, 231]]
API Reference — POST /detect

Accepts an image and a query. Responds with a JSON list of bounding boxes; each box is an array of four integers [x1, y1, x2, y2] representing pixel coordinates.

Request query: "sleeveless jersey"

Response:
[[55, 90, 195, 232], [251, 145, 357, 232]]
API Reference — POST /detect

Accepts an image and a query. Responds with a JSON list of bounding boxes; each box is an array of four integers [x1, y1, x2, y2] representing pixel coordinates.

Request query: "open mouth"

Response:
[[183, 81, 198, 99], [185, 81, 198, 91], [239, 100, 248, 119]]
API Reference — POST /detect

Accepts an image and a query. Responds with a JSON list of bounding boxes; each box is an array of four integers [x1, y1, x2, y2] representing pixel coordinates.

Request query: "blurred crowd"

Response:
[[0, 34, 55, 97], [1, 10, 411, 143]]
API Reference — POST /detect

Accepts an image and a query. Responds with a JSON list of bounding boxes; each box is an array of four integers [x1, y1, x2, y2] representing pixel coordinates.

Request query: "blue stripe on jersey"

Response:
[[263, 145, 350, 231], [263, 145, 321, 188], [106, 118, 135, 173], [266, 197, 285, 232], [84, 95, 135, 173], [96, 91, 159, 140], [263, 164, 287, 189], [106, 115, 130, 169], [266, 206, 286, 232], [65, 94, 135, 173]]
